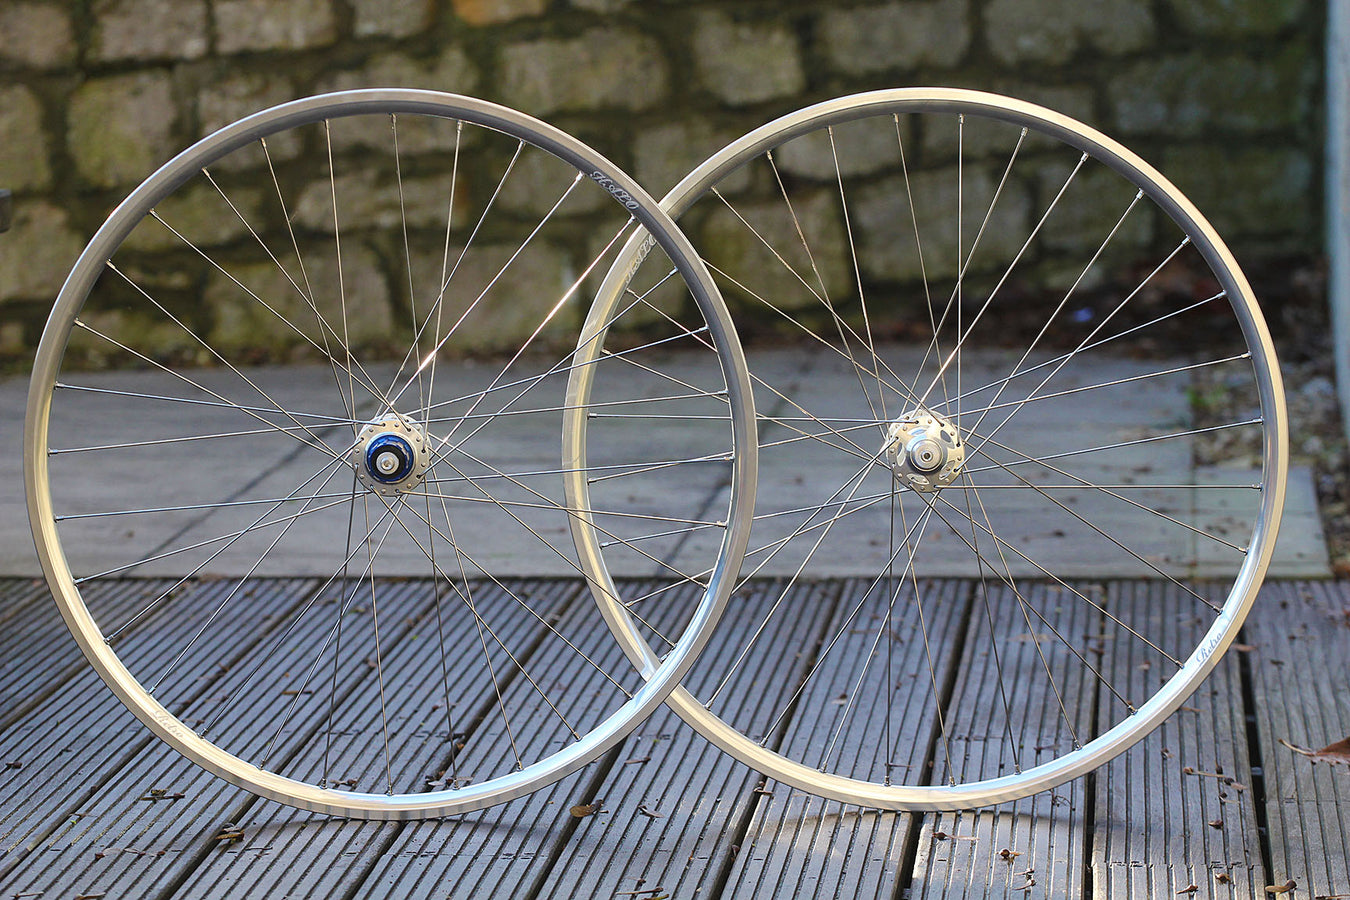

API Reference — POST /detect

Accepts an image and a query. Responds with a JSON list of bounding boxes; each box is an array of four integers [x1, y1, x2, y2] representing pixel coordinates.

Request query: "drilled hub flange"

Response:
[[350, 414, 432, 496], [885, 409, 965, 493]]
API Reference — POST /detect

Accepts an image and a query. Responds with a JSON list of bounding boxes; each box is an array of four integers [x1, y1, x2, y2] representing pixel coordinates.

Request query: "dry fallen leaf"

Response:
[[570, 800, 603, 818], [1266, 880, 1297, 894], [999, 848, 1023, 862], [1177, 884, 1198, 895], [1215, 873, 1232, 884], [1208, 820, 1223, 829], [636, 804, 663, 819]]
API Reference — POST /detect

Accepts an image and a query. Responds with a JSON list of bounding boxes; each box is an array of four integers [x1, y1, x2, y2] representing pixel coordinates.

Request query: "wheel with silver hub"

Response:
[[26, 90, 754, 818], [569, 88, 1286, 809]]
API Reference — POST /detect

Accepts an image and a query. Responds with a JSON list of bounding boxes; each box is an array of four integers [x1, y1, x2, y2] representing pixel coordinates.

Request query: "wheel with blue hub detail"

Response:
[[25, 90, 756, 818]]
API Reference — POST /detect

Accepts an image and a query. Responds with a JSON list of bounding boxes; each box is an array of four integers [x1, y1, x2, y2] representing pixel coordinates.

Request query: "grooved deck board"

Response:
[[0, 578, 319, 883], [170, 578, 582, 899], [911, 581, 1095, 900], [535, 579, 845, 898], [1090, 581, 1265, 899], [1244, 581, 1350, 900], [1, 578, 1346, 899], [723, 578, 970, 899]]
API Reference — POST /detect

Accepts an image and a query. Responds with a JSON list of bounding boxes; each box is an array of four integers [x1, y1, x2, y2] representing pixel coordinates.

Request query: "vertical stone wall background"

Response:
[[0, 0, 1324, 365]]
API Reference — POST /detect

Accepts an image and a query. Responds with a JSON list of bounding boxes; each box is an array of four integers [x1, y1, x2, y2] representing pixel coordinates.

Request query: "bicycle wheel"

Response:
[[569, 88, 1286, 808], [25, 90, 755, 818]]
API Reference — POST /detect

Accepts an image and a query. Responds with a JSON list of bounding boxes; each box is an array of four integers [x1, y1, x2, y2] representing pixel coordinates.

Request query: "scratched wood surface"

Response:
[[1, 578, 1347, 899]]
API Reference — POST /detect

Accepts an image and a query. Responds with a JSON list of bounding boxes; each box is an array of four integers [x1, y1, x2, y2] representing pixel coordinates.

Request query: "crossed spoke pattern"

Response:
[[572, 90, 1285, 807], [28, 94, 751, 816]]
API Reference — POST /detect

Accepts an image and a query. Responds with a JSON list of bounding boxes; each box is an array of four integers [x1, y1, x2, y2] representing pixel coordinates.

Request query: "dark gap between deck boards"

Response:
[[1243, 581, 1350, 900], [1089, 581, 1265, 898]]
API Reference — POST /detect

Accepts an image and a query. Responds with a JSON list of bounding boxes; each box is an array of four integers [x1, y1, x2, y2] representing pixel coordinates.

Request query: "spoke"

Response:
[[373, 490, 614, 730], [103, 458, 349, 640], [962, 419, 1263, 477], [423, 119, 464, 430], [912, 123, 1028, 400], [206, 161, 383, 418], [360, 495, 396, 794], [435, 444, 716, 589], [706, 448, 888, 706], [953, 476, 1025, 771], [755, 499, 937, 748], [929, 292, 1224, 415], [86, 271, 346, 461], [958, 189, 1145, 441], [56, 491, 351, 521], [916, 150, 1089, 411], [391, 476, 647, 695], [417, 217, 640, 456], [964, 475, 1077, 756], [144, 211, 387, 416], [261, 136, 357, 423], [258, 503, 404, 766], [388, 170, 592, 412], [54, 382, 351, 425], [51, 422, 347, 456], [928, 493, 1139, 709], [966, 444, 1221, 606], [703, 259, 918, 410], [931, 489, 1185, 668], [710, 181, 917, 413], [953, 353, 1251, 421], [959, 237, 1194, 457], [147, 463, 355, 694], [382, 139, 526, 402], [970, 430, 1250, 553], [200, 491, 397, 741]]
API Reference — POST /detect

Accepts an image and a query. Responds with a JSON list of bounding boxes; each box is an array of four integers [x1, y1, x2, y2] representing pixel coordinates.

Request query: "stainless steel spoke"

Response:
[[71, 309, 345, 464], [915, 150, 1089, 412]]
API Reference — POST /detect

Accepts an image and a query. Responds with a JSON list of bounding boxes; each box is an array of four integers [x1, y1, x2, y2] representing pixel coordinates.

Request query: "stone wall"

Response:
[[0, 0, 1324, 365]]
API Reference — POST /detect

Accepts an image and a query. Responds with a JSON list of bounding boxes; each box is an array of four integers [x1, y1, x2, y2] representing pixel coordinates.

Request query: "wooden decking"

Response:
[[1, 577, 1347, 899]]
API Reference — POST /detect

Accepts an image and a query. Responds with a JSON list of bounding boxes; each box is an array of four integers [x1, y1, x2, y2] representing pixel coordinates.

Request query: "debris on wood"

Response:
[[636, 804, 663, 819], [998, 848, 1023, 862], [571, 799, 604, 818], [1280, 735, 1350, 766], [1208, 819, 1223, 829], [1176, 884, 1198, 894], [623, 755, 651, 766], [1265, 880, 1297, 894], [1215, 873, 1232, 884]]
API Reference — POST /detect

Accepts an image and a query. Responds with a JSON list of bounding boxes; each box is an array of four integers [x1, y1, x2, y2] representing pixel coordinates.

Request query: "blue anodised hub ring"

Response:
[[365, 433, 415, 483]]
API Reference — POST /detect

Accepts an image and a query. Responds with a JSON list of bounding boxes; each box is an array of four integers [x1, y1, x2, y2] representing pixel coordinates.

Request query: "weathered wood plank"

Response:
[[350, 579, 667, 899], [724, 578, 970, 899], [0, 578, 318, 883], [533, 578, 844, 898], [1245, 581, 1350, 899], [0, 579, 82, 730], [911, 580, 1096, 899], [168, 578, 581, 899], [1090, 580, 1264, 898]]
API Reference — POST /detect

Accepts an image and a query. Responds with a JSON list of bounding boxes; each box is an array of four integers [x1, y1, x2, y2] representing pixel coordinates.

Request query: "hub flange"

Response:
[[885, 409, 964, 493], [350, 414, 432, 496]]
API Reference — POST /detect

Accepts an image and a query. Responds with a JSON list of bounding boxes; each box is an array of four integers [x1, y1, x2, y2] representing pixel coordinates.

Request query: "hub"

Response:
[[350, 414, 432, 495], [885, 409, 965, 493]]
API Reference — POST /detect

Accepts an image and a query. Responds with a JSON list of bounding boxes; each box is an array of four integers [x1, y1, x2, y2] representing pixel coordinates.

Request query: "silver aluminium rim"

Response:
[[26, 89, 756, 818], [570, 87, 1287, 809]]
